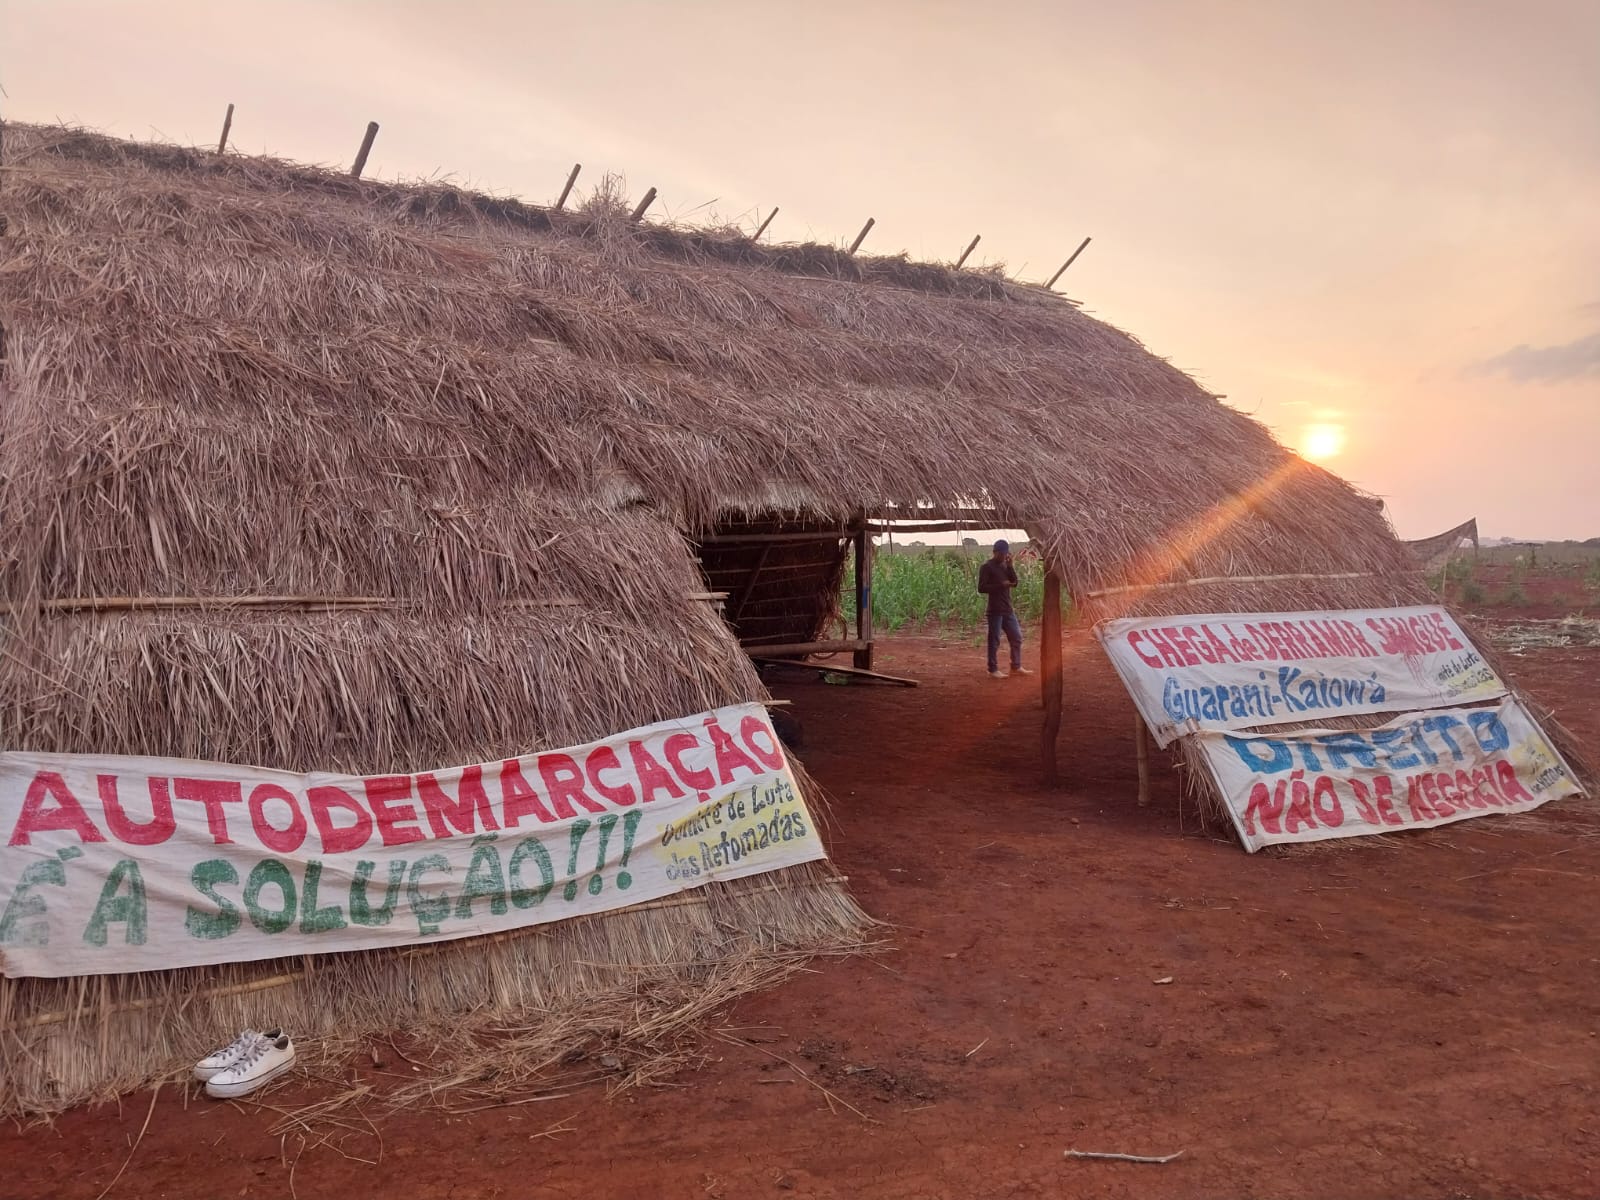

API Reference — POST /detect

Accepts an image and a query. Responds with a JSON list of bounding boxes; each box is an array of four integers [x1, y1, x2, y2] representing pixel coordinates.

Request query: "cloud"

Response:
[[1475, 330, 1600, 383]]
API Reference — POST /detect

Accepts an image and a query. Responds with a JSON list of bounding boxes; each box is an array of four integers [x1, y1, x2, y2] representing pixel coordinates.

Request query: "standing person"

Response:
[[977, 540, 1032, 679]]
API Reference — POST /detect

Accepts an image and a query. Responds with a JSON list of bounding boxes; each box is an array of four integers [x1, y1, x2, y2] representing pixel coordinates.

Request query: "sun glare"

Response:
[[1299, 423, 1346, 461]]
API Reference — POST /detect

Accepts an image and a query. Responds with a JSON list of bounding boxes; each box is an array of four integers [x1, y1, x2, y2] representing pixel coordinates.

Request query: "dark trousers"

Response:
[[986, 611, 1023, 671]]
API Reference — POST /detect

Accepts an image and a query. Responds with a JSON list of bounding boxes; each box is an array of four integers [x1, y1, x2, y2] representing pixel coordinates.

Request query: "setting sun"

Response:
[[1299, 422, 1346, 461]]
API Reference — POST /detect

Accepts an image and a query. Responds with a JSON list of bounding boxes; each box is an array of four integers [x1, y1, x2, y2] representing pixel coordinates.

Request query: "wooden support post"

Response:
[[1041, 562, 1064, 786], [217, 103, 235, 155], [1046, 236, 1092, 289], [630, 187, 658, 222], [351, 121, 380, 179], [1135, 715, 1151, 806], [752, 207, 779, 243], [847, 217, 875, 256], [554, 163, 581, 210], [955, 234, 981, 269], [853, 525, 874, 671]]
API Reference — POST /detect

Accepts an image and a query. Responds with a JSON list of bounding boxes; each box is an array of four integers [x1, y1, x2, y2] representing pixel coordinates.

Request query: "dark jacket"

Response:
[[977, 558, 1018, 617]]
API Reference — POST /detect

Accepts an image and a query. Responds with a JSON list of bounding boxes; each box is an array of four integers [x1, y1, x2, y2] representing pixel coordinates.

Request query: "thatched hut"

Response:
[[0, 122, 1493, 1112]]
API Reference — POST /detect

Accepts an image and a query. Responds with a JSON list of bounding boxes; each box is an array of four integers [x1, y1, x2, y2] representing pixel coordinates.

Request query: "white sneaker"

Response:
[[988, 669, 1009, 679], [205, 1032, 296, 1099], [1012, 666, 1035, 676], [193, 1028, 277, 1082]]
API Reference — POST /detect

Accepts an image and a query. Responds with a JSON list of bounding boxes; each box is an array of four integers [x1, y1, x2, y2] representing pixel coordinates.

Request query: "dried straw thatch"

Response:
[[0, 122, 1566, 1113]]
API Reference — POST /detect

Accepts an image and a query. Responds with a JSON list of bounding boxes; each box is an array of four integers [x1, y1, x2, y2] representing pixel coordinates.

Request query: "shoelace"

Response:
[[213, 1029, 259, 1061], [234, 1038, 275, 1071]]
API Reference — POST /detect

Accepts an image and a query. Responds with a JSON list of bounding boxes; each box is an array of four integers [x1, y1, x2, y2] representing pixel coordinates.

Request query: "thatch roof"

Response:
[[1, 123, 1428, 671], [0, 121, 1445, 1113]]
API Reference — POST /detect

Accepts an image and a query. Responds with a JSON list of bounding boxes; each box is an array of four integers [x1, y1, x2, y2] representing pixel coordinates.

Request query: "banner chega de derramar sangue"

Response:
[[1097, 605, 1506, 747], [0, 703, 824, 978]]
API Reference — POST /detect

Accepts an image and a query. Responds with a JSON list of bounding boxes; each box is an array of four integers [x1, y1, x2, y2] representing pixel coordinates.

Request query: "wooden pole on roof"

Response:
[[1041, 558, 1065, 786], [554, 163, 581, 210], [217, 103, 235, 155], [1046, 237, 1092, 289], [751, 207, 779, 243], [955, 234, 981, 269], [847, 218, 875, 256], [351, 122, 380, 179], [630, 187, 658, 222]]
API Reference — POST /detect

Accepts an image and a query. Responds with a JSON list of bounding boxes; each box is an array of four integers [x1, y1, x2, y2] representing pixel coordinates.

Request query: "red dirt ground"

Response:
[[5, 632, 1598, 1200]]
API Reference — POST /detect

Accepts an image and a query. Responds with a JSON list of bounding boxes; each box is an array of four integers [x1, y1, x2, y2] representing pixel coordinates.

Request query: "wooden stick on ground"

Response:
[[1064, 1149, 1184, 1164], [955, 234, 981, 269], [217, 103, 235, 155], [751, 208, 779, 243], [713, 1030, 875, 1123]]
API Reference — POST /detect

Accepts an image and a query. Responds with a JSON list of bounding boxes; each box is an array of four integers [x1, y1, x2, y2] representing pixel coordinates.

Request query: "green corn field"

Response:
[[840, 546, 1056, 632]]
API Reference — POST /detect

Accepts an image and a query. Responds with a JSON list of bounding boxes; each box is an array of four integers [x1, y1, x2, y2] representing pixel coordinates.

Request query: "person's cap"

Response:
[[993, 539, 1009, 553]]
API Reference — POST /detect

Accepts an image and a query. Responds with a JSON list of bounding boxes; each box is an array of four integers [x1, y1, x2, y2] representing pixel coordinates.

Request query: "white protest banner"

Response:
[[1197, 697, 1582, 852], [0, 703, 824, 978], [1097, 605, 1505, 747]]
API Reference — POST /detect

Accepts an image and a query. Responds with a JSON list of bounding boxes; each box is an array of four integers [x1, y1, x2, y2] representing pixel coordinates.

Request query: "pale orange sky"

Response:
[[5, 0, 1597, 538]]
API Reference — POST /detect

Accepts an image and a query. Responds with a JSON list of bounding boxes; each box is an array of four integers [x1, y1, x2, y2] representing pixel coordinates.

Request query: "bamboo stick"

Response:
[[751, 658, 916, 687], [554, 163, 581, 210], [739, 638, 868, 657], [955, 234, 981, 269], [1135, 716, 1150, 807], [751, 208, 779, 243], [847, 218, 875, 256], [1085, 570, 1377, 600], [12, 593, 726, 614], [1042, 562, 1064, 786], [697, 530, 849, 546], [4, 876, 852, 1029], [630, 188, 657, 223], [853, 520, 874, 671], [8, 972, 303, 1030], [1046, 237, 1091, 288], [217, 103, 234, 155], [350, 122, 380, 179]]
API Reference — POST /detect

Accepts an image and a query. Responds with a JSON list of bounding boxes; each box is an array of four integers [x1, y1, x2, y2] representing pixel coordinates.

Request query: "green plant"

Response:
[[842, 549, 1060, 632], [1500, 583, 1529, 607], [1460, 580, 1486, 605]]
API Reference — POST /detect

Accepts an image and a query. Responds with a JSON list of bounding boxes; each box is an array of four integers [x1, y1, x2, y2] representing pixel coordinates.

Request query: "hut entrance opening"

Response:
[[692, 507, 1071, 783], [691, 512, 872, 671]]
